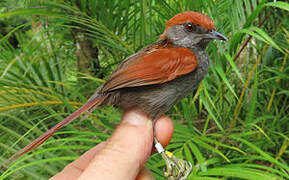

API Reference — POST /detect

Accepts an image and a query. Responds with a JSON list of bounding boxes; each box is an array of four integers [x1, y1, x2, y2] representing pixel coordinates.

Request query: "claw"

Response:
[[154, 138, 192, 180]]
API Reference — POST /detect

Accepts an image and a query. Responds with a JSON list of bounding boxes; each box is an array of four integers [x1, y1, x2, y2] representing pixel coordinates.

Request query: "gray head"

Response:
[[159, 11, 227, 50]]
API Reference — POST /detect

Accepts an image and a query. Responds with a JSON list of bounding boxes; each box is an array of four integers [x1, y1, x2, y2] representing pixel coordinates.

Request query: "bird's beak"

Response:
[[206, 30, 228, 41]]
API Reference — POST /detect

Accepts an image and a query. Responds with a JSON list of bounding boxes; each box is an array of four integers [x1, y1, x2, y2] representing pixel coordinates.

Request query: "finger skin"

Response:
[[154, 116, 174, 148], [51, 110, 174, 180], [50, 143, 106, 180], [79, 109, 154, 180], [136, 167, 155, 180]]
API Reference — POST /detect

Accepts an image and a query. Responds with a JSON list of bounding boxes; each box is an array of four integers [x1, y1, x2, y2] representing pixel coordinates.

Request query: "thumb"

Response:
[[79, 109, 153, 180]]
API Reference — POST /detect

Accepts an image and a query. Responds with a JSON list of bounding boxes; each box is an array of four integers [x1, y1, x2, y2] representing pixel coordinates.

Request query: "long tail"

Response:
[[1, 94, 106, 167]]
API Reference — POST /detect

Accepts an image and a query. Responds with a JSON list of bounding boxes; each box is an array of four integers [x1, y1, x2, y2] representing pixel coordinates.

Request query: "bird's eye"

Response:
[[184, 23, 195, 32], [207, 29, 213, 33]]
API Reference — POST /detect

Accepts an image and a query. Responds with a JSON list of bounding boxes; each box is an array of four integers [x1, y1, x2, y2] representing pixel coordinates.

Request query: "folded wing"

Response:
[[102, 47, 198, 92]]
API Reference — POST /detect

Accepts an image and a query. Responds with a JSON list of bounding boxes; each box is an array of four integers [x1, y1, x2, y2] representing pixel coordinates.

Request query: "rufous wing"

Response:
[[101, 47, 198, 92]]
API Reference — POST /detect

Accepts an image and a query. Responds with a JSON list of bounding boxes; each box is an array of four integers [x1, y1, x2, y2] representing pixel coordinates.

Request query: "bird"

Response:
[[3, 11, 227, 179]]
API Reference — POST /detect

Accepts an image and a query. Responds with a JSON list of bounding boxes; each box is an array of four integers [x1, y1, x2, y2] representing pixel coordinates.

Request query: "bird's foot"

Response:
[[154, 138, 192, 180]]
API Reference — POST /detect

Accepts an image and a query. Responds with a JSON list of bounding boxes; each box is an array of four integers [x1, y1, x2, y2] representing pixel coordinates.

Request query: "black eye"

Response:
[[184, 23, 195, 32]]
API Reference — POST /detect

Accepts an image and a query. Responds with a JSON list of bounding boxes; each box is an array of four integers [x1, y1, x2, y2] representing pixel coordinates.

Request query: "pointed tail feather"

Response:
[[1, 94, 106, 167]]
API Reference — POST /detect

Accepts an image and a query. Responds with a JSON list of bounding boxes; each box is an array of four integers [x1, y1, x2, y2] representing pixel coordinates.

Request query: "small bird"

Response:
[[3, 11, 227, 179]]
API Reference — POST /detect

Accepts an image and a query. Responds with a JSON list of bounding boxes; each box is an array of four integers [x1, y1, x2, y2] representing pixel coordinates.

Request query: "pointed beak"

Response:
[[207, 30, 228, 41]]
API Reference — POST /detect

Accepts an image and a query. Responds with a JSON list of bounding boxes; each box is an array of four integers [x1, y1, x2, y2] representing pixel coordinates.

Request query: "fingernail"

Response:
[[122, 109, 151, 126]]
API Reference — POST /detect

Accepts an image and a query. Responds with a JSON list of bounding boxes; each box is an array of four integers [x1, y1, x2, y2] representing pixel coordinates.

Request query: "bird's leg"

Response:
[[153, 137, 192, 180]]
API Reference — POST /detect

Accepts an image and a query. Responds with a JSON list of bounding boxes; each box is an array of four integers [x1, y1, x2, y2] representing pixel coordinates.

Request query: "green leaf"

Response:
[[266, 1, 289, 12]]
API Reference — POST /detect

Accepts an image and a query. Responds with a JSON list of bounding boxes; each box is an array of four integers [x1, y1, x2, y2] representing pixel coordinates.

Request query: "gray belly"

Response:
[[114, 54, 209, 120]]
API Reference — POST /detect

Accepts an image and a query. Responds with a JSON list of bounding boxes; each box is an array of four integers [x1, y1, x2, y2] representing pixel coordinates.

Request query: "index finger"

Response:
[[50, 142, 106, 180]]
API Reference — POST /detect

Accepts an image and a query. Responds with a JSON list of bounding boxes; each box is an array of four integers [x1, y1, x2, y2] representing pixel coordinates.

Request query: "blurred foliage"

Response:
[[0, 0, 288, 179]]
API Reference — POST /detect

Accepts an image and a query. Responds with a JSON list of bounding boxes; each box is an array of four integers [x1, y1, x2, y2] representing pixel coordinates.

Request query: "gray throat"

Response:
[[190, 46, 210, 74], [176, 47, 210, 97]]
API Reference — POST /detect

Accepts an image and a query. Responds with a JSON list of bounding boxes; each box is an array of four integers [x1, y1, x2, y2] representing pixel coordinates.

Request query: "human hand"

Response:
[[51, 109, 174, 180]]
